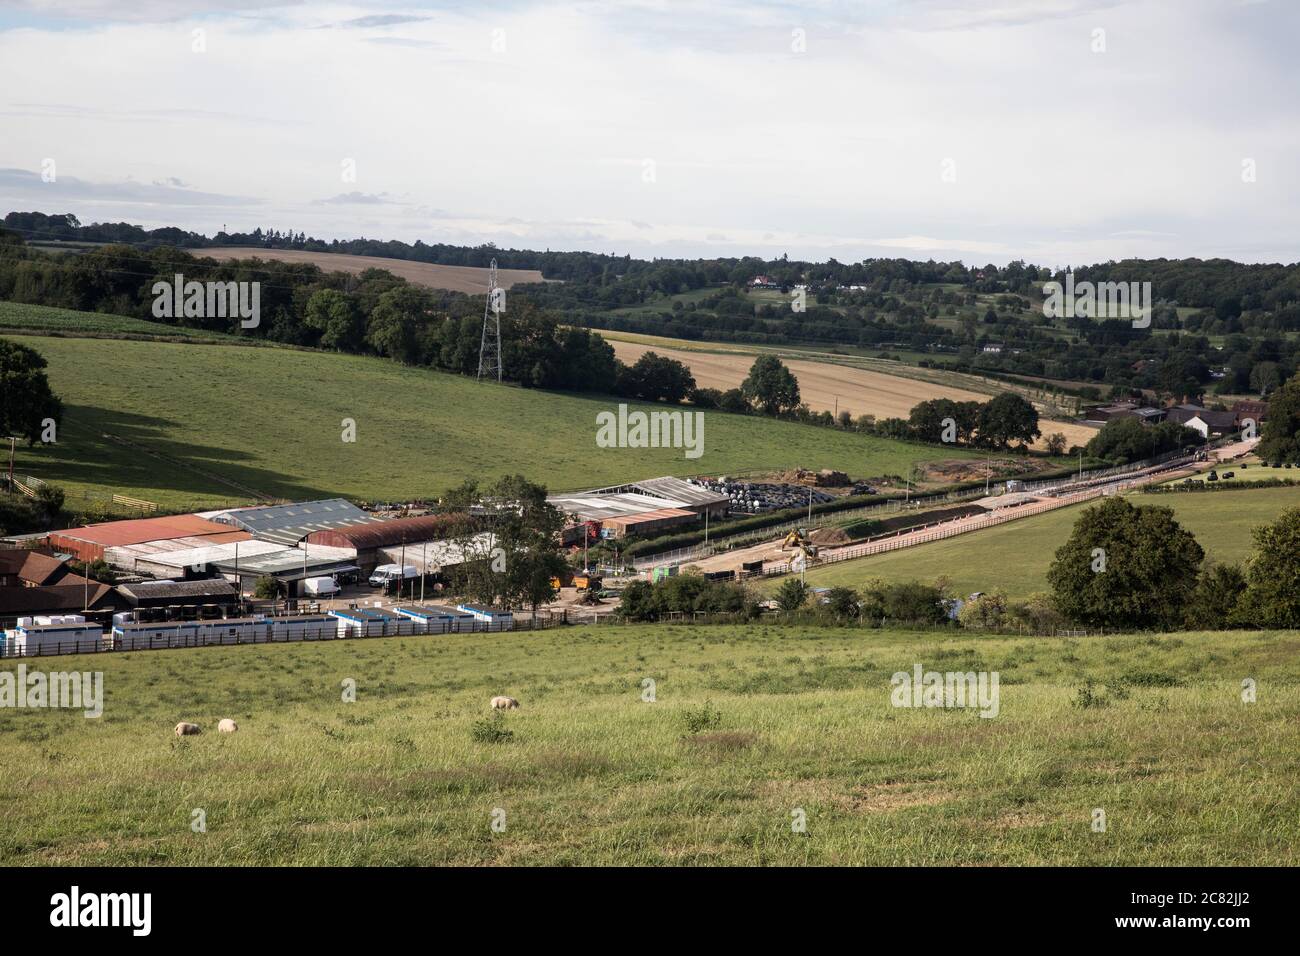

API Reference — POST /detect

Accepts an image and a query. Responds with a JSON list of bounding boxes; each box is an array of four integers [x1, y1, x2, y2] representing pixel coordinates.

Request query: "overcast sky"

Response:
[[0, 0, 1295, 267]]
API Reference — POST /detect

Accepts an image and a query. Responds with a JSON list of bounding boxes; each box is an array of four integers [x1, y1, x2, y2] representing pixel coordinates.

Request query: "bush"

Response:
[[958, 590, 1009, 630], [681, 700, 723, 736], [774, 578, 809, 612], [471, 713, 514, 744]]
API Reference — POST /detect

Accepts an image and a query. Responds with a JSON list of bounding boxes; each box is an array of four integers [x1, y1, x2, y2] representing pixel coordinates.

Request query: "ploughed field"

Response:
[[1, 624, 1295, 865], [606, 338, 1098, 452], [198, 248, 546, 294]]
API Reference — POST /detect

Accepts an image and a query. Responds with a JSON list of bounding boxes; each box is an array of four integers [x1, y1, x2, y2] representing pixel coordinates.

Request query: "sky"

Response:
[[0, 0, 1295, 267]]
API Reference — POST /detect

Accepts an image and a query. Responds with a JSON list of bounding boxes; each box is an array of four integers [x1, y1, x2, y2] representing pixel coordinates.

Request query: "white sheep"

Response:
[[174, 722, 201, 736], [490, 696, 519, 710], [218, 718, 239, 733]]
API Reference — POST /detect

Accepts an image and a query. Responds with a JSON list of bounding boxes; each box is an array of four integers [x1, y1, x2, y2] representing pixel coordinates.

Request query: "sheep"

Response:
[[218, 718, 238, 733], [174, 722, 201, 736], [490, 696, 519, 710]]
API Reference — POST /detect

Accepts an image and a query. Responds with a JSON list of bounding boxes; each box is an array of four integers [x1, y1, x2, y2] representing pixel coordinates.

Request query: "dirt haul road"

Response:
[[685, 439, 1257, 578]]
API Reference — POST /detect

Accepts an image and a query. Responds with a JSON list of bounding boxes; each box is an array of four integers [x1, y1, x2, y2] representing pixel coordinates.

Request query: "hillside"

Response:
[[199, 248, 546, 294], [6, 329, 989, 511], [605, 334, 1099, 451], [2, 623, 1295, 865], [781, 485, 1300, 599]]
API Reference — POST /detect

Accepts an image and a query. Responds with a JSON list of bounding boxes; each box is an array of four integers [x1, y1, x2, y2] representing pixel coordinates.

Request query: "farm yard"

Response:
[[6, 332, 989, 510], [1, 622, 1296, 866], [198, 248, 547, 295]]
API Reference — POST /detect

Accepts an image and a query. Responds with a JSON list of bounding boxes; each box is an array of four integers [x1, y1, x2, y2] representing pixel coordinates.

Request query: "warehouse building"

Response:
[[547, 475, 729, 542], [113, 539, 286, 579], [304, 514, 461, 571], [48, 514, 246, 564], [116, 579, 240, 615], [209, 545, 359, 597]]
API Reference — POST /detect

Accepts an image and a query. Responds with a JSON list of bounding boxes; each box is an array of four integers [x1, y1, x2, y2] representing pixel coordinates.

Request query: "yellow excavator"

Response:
[[781, 528, 819, 558]]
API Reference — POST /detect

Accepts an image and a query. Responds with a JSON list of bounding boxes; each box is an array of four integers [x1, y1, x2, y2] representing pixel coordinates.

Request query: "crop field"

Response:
[[199, 248, 547, 294], [6, 333, 986, 510], [605, 336, 1098, 452], [1, 623, 1295, 865], [783, 486, 1300, 600]]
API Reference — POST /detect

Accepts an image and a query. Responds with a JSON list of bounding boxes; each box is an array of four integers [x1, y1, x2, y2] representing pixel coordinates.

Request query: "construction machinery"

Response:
[[781, 528, 819, 558]]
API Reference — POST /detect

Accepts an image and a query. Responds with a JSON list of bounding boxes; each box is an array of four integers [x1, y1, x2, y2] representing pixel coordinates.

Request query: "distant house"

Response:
[[0, 547, 121, 625], [1183, 410, 1237, 438], [1164, 403, 1209, 427], [1232, 399, 1269, 424], [748, 275, 780, 289], [982, 344, 1004, 354]]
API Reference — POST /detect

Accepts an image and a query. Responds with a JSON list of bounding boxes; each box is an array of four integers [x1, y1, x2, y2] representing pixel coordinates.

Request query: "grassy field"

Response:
[[0, 301, 242, 341], [7, 333, 986, 510], [784, 486, 1300, 600], [1, 623, 1296, 865]]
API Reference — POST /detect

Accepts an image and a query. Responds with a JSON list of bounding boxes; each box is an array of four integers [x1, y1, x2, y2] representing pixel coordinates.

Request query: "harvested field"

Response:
[[608, 340, 1097, 452], [199, 248, 547, 294]]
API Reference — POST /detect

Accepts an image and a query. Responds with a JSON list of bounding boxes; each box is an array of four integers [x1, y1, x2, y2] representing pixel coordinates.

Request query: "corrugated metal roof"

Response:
[[305, 514, 459, 550], [600, 507, 697, 528], [215, 499, 374, 546], [50, 514, 234, 548], [117, 580, 238, 601]]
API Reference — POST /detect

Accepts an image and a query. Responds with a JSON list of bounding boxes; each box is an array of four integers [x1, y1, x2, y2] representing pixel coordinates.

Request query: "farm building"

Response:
[[209, 499, 375, 546], [376, 531, 496, 575], [1183, 412, 1237, 439], [0, 548, 72, 587], [304, 514, 461, 570], [547, 475, 729, 542], [116, 579, 240, 613], [208, 545, 359, 596], [597, 507, 698, 539], [47, 514, 246, 564], [0, 549, 120, 626], [1232, 399, 1269, 423], [112, 539, 285, 578]]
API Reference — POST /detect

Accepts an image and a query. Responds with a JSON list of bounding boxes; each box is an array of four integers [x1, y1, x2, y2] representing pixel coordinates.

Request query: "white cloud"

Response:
[[0, 0, 1295, 265]]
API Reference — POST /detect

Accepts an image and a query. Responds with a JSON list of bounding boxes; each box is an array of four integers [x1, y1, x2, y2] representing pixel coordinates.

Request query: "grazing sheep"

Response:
[[218, 718, 238, 733], [490, 696, 519, 710], [174, 722, 201, 737]]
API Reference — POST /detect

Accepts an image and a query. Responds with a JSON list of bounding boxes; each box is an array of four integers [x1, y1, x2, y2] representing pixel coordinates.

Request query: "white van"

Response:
[[368, 564, 419, 588], [302, 576, 340, 597]]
